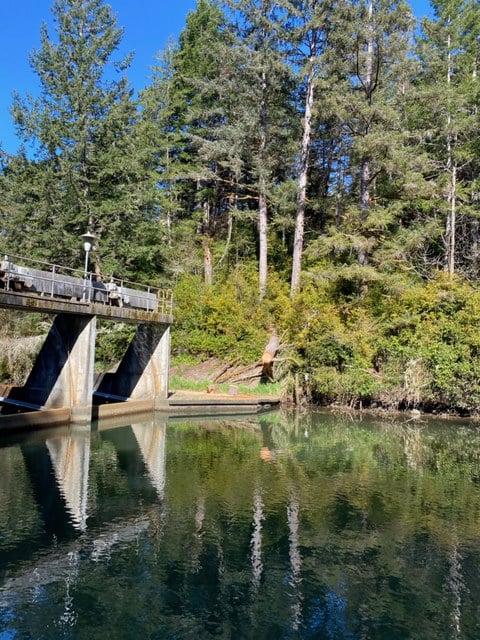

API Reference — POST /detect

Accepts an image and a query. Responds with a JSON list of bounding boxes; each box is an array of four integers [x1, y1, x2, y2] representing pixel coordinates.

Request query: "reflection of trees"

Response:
[[161, 415, 480, 637], [447, 541, 464, 640], [2, 414, 480, 637], [250, 487, 264, 596], [287, 491, 302, 631], [0, 446, 42, 552], [191, 494, 206, 573], [402, 424, 426, 470]]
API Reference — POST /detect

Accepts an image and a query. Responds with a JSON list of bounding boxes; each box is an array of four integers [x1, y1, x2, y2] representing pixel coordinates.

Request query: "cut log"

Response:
[[213, 357, 241, 383]]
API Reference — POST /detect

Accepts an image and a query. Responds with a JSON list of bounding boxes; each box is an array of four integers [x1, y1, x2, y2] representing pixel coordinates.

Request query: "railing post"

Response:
[[51, 265, 56, 297], [5, 255, 11, 292]]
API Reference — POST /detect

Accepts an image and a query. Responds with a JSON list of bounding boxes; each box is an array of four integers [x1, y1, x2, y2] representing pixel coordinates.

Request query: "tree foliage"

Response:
[[3, 0, 161, 279], [1, 0, 480, 411]]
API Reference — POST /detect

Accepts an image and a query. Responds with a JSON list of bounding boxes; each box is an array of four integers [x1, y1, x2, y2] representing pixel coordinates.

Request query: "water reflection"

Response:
[[250, 487, 264, 594], [287, 493, 302, 631], [131, 421, 166, 500], [0, 411, 480, 638], [46, 425, 90, 531]]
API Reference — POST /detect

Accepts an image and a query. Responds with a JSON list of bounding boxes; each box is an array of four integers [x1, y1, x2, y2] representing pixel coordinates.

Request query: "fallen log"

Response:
[[213, 357, 242, 383], [216, 361, 262, 384]]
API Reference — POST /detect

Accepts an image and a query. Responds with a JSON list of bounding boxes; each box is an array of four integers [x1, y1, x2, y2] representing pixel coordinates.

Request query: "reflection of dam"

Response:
[[51, 420, 166, 530], [0, 419, 167, 595], [131, 422, 166, 500], [46, 426, 91, 531], [43, 420, 167, 529], [0, 514, 152, 596]]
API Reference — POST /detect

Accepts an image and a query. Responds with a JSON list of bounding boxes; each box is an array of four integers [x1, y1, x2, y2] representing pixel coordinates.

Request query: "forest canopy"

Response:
[[0, 0, 479, 413]]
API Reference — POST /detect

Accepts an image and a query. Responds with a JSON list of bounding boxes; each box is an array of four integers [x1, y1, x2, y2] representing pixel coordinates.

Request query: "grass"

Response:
[[169, 374, 284, 397]]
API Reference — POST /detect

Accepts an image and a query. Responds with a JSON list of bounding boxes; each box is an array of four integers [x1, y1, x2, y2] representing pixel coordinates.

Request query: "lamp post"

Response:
[[80, 231, 96, 301]]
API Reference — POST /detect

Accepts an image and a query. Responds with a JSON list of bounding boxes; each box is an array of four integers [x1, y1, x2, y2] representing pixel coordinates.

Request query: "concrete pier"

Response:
[[0, 275, 173, 426], [0, 273, 280, 431], [95, 324, 171, 408], [6, 314, 96, 423]]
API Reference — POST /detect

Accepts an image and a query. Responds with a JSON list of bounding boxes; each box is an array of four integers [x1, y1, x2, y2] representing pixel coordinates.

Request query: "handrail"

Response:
[[0, 253, 173, 316]]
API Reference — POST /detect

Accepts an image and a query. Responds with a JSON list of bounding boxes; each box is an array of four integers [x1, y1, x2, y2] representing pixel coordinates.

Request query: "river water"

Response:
[[1, 410, 480, 639]]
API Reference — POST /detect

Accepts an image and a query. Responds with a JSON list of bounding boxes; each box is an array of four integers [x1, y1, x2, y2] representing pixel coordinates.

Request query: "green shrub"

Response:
[[312, 365, 380, 408], [283, 272, 480, 413], [171, 270, 287, 363]]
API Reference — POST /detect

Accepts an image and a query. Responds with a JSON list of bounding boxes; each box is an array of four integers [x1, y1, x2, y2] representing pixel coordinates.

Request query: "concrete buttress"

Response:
[[96, 324, 170, 408], [22, 313, 97, 422]]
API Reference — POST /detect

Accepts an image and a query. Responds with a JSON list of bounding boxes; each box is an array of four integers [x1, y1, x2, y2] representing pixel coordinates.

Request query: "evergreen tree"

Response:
[[280, 0, 341, 296], [344, 0, 414, 268], [416, 0, 480, 277], [175, 0, 233, 286], [4, 0, 157, 279], [140, 41, 200, 282], [224, 0, 295, 299], [303, 0, 416, 288], [145, 0, 294, 294], [142, 0, 235, 286]]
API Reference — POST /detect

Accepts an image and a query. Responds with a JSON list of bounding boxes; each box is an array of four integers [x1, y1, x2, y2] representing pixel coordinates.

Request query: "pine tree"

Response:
[[4, 0, 156, 278], [223, 0, 295, 299], [416, 0, 480, 277]]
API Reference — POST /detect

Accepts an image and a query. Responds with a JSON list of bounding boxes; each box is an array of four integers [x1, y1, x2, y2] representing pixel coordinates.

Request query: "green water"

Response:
[[1, 410, 480, 639]]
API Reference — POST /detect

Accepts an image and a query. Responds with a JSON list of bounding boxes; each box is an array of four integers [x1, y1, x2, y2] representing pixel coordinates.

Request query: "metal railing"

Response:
[[0, 253, 173, 316]]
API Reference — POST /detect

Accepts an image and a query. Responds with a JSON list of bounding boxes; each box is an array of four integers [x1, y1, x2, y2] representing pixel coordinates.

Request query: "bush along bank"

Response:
[[172, 270, 480, 416], [4, 270, 478, 416]]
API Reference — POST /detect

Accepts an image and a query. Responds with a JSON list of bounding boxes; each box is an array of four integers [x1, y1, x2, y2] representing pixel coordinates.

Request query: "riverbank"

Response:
[[169, 357, 480, 420]]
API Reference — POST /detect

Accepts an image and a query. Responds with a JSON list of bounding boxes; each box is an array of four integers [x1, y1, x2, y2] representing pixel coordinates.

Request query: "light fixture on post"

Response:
[[80, 231, 96, 301]]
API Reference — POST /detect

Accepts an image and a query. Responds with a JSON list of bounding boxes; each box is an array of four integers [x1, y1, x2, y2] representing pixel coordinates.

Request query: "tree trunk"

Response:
[[203, 200, 213, 286], [358, 0, 374, 266], [290, 68, 315, 297], [166, 209, 172, 249], [258, 190, 268, 299], [258, 70, 268, 301], [217, 201, 233, 269], [445, 163, 457, 276], [444, 27, 456, 276], [166, 148, 172, 248], [335, 149, 346, 227]]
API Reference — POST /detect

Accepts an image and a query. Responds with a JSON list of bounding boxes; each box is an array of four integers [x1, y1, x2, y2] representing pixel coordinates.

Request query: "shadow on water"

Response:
[[0, 409, 480, 638]]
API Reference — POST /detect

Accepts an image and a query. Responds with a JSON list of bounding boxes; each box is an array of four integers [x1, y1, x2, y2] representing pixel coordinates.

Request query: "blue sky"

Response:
[[1, 0, 432, 156]]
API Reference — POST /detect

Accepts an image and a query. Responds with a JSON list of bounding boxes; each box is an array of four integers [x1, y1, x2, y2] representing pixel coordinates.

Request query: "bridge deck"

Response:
[[0, 290, 174, 325]]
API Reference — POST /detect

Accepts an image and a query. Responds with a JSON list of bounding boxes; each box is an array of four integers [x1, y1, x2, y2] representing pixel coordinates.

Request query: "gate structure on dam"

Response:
[[0, 254, 174, 425]]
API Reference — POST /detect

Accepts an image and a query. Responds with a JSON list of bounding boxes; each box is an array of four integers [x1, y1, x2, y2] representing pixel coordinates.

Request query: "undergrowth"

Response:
[[3, 266, 480, 415], [172, 269, 480, 415]]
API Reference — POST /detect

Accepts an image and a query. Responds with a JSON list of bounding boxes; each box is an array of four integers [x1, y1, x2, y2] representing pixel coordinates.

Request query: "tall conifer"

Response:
[[416, 0, 480, 277], [5, 0, 154, 277]]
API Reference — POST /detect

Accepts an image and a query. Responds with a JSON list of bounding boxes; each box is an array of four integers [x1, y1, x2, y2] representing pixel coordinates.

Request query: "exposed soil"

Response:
[[170, 357, 265, 387], [170, 358, 224, 382]]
